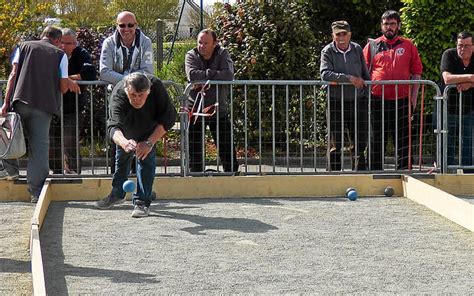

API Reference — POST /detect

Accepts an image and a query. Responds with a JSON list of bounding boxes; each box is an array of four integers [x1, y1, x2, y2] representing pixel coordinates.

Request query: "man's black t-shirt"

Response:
[[440, 48, 474, 114]]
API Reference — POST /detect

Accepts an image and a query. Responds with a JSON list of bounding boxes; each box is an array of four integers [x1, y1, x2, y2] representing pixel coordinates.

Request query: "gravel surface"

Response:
[[0, 202, 34, 295], [40, 197, 474, 295]]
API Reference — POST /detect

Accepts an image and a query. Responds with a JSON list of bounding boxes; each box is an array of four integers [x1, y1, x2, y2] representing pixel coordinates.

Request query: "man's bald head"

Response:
[[116, 11, 137, 24], [116, 11, 138, 47]]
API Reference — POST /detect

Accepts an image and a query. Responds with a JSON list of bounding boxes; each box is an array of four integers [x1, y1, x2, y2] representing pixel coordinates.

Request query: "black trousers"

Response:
[[188, 115, 238, 172], [328, 97, 368, 171], [370, 98, 412, 170], [50, 113, 83, 174]]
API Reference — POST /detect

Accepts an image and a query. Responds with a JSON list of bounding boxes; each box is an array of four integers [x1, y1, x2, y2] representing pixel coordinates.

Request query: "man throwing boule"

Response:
[[95, 73, 176, 218]]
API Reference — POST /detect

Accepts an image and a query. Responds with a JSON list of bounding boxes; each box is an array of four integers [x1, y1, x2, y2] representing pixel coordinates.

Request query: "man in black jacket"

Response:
[[185, 29, 239, 173], [50, 28, 96, 174], [95, 73, 176, 218]]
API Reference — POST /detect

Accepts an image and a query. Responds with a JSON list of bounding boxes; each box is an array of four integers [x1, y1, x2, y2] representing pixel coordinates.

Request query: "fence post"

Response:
[[156, 19, 164, 71]]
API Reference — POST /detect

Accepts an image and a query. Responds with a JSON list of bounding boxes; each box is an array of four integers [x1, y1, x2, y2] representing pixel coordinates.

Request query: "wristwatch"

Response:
[[145, 140, 153, 148]]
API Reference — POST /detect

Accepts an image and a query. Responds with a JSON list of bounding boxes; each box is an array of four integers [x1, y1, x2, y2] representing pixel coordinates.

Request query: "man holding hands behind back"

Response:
[[95, 73, 176, 218]]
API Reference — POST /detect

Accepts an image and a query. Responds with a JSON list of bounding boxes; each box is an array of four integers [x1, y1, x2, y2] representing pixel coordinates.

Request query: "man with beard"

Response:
[[363, 10, 423, 171]]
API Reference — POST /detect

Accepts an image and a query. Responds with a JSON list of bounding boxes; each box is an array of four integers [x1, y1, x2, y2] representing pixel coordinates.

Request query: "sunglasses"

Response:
[[118, 23, 135, 28]]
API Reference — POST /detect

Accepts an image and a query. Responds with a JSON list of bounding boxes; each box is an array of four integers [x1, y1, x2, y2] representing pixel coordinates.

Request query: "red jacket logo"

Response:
[[395, 48, 405, 55]]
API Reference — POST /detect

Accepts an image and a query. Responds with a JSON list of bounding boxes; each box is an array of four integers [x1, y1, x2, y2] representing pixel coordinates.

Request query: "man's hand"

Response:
[[136, 141, 153, 160], [457, 82, 474, 92], [0, 102, 9, 116], [120, 139, 137, 153], [68, 79, 81, 93], [348, 75, 366, 89]]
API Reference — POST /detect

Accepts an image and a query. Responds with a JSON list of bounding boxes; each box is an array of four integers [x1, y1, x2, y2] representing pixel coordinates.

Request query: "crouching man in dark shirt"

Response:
[[95, 73, 176, 218]]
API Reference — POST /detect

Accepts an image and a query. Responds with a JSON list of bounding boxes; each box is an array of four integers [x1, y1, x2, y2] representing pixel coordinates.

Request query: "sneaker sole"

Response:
[[131, 212, 149, 218]]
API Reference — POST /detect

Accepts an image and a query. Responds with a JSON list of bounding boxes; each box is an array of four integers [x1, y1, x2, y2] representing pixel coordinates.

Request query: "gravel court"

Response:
[[40, 197, 474, 295], [0, 202, 34, 295]]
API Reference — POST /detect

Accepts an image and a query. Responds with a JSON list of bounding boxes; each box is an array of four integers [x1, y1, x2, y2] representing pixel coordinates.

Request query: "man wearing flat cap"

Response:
[[320, 20, 370, 171]]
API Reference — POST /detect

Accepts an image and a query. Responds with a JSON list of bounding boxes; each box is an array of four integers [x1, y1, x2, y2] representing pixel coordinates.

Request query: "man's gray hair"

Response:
[[61, 28, 77, 38], [123, 72, 151, 92]]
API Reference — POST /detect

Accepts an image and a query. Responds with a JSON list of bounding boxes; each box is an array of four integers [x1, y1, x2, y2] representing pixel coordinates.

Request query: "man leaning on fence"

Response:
[[320, 20, 370, 171], [99, 11, 153, 85], [95, 73, 176, 218], [100, 11, 153, 174], [363, 10, 423, 170], [185, 28, 239, 173], [441, 31, 474, 172], [50, 28, 97, 175], [1, 26, 80, 203]]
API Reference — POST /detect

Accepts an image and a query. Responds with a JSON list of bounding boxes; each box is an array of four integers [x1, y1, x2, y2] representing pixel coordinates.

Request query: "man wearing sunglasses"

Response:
[[99, 11, 153, 85], [100, 11, 153, 175]]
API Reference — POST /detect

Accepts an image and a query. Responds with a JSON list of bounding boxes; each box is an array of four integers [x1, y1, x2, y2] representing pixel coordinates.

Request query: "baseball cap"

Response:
[[332, 21, 351, 34]]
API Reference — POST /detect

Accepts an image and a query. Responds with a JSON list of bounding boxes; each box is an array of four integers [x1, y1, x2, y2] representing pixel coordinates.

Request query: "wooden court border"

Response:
[[1, 174, 473, 295]]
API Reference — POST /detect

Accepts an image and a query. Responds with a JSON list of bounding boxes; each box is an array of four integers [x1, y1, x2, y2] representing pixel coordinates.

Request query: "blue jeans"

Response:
[[111, 144, 156, 207], [447, 112, 474, 167], [15, 102, 52, 197]]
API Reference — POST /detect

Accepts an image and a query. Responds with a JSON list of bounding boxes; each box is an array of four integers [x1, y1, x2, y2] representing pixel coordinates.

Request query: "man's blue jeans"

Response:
[[15, 102, 52, 198], [447, 112, 474, 167], [111, 144, 156, 207]]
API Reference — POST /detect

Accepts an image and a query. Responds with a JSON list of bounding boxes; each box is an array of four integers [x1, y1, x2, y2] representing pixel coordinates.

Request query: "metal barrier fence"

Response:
[[0, 78, 454, 177], [0, 79, 185, 177], [442, 84, 474, 173], [182, 80, 442, 175]]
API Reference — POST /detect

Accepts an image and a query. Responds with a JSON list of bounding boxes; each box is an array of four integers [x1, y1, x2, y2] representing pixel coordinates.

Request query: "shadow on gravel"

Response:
[[49, 263, 159, 283], [152, 209, 279, 235], [0, 258, 29, 273], [42, 202, 159, 295], [165, 198, 285, 206]]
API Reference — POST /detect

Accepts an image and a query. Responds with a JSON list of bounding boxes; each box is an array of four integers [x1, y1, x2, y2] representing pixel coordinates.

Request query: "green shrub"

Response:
[[157, 41, 195, 85]]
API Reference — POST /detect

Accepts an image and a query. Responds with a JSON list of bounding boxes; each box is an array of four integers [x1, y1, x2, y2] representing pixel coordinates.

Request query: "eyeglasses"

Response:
[[118, 23, 135, 28], [335, 32, 348, 37], [457, 44, 472, 49]]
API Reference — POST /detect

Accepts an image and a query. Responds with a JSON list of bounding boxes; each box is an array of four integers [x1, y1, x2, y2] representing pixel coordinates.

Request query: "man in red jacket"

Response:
[[363, 10, 423, 170]]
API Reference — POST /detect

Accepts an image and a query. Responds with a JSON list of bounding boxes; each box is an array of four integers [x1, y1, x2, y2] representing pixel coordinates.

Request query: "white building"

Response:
[[175, 0, 214, 39]]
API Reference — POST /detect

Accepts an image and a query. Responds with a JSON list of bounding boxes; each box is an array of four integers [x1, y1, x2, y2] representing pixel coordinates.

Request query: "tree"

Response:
[[213, 2, 320, 154], [50, 0, 111, 28], [214, 2, 318, 80], [0, 0, 51, 77], [108, 0, 179, 39], [401, 0, 474, 84]]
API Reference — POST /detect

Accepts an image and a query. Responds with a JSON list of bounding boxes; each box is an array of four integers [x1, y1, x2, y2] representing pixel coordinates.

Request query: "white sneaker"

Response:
[[131, 204, 149, 218]]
